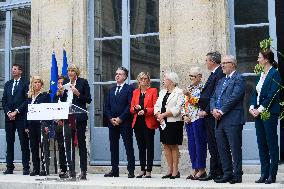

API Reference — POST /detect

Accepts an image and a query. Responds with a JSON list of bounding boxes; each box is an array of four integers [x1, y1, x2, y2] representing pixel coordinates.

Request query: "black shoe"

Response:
[[128, 172, 135, 178], [23, 169, 30, 175], [186, 175, 196, 180], [198, 173, 214, 181], [195, 172, 207, 180], [229, 177, 242, 184], [255, 175, 268, 183], [3, 169, 13, 175], [170, 172, 180, 179], [136, 171, 146, 178], [69, 171, 76, 180], [59, 172, 69, 179], [214, 176, 232, 183], [104, 171, 119, 177], [265, 176, 276, 184], [30, 170, 40, 176], [39, 171, 47, 176], [162, 173, 172, 179], [79, 171, 87, 180]]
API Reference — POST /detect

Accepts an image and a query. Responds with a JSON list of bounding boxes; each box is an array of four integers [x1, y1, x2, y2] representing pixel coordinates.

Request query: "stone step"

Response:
[[2, 163, 284, 175], [0, 173, 283, 189]]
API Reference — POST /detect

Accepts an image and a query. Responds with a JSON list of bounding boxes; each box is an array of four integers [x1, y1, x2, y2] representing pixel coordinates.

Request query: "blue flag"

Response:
[[50, 51, 58, 103], [62, 48, 68, 78]]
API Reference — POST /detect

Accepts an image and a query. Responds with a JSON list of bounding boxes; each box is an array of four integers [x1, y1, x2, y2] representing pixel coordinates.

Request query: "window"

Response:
[[232, 0, 276, 122], [0, 5, 30, 130], [92, 0, 160, 127]]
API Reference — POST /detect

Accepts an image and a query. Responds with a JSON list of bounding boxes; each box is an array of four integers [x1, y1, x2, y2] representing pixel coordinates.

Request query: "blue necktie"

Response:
[[216, 77, 230, 109], [115, 86, 121, 95]]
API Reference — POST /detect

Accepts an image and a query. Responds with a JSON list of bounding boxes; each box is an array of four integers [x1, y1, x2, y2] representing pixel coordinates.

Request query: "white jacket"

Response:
[[154, 87, 183, 122]]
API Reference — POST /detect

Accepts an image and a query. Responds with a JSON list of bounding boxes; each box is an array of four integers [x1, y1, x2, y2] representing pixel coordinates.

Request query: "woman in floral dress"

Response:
[[182, 67, 207, 180]]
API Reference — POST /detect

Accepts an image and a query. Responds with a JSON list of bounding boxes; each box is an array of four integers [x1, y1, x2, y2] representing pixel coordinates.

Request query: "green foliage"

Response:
[[254, 64, 264, 75], [260, 109, 271, 121], [260, 38, 273, 51]]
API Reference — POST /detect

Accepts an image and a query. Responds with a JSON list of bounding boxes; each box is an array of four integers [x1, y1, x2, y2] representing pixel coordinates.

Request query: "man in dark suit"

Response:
[[104, 67, 135, 178], [210, 55, 245, 184], [198, 51, 224, 181], [2, 64, 30, 175]]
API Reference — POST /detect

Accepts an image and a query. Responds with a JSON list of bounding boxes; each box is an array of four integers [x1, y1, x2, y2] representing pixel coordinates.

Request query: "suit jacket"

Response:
[[104, 83, 134, 126], [154, 87, 184, 122], [130, 87, 159, 129], [210, 71, 245, 125], [27, 92, 51, 129], [250, 67, 281, 114], [2, 78, 29, 121], [199, 66, 225, 113], [62, 77, 92, 121]]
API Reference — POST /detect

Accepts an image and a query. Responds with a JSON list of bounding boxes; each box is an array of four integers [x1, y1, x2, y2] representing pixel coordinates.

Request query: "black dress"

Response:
[[160, 92, 183, 145]]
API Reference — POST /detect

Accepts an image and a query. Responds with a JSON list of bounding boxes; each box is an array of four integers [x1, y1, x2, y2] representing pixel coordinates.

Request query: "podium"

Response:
[[27, 102, 88, 121], [27, 102, 88, 181]]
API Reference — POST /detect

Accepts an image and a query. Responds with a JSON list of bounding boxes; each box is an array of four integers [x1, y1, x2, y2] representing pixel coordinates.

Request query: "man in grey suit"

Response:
[[210, 55, 245, 184]]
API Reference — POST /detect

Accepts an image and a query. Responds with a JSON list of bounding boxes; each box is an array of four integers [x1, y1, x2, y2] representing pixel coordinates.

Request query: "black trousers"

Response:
[[63, 119, 88, 172], [29, 122, 50, 173], [134, 118, 155, 172], [5, 120, 30, 170], [204, 114, 222, 176], [109, 124, 135, 174], [55, 125, 67, 172]]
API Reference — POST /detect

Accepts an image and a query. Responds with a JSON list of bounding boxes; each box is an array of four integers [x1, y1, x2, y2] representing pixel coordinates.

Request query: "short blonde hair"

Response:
[[68, 64, 80, 76], [164, 71, 179, 86], [28, 75, 44, 98], [136, 72, 151, 88]]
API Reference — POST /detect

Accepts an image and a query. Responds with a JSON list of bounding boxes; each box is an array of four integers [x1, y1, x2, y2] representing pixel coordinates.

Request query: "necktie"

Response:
[[216, 77, 230, 109], [12, 80, 18, 95], [115, 86, 121, 95]]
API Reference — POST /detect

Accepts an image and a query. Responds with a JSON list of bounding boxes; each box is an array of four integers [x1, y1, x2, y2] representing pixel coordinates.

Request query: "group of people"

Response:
[[103, 50, 281, 184], [1, 49, 281, 184], [2, 64, 91, 180]]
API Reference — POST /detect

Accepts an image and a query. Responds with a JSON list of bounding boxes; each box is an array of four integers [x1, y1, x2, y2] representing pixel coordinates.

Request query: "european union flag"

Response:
[[50, 51, 58, 103], [62, 48, 68, 78]]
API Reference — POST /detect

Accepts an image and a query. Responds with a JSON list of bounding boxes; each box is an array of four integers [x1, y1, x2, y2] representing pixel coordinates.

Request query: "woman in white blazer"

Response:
[[154, 71, 184, 179]]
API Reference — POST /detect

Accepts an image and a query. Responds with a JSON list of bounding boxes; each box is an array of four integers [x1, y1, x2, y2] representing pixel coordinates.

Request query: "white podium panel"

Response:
[[27, 102, 70, 120]]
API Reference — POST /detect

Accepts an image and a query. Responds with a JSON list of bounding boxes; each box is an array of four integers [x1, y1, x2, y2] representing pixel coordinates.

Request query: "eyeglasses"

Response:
[[140, 77, 149, 81], [221, 61, 233, 65]]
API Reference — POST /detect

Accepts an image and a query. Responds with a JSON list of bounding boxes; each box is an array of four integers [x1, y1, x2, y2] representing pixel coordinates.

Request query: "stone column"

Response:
[[30, 0, 87, 173], [30, 0, 87, 84], [159, 0, 230, 175]]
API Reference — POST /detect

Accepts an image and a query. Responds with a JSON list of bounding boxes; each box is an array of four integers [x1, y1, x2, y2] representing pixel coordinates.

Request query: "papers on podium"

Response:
[[27, 102, 88, 120]]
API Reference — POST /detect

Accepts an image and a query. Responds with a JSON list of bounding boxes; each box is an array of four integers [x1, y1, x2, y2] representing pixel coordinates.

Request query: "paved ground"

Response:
[[0, 172, 284, 189]]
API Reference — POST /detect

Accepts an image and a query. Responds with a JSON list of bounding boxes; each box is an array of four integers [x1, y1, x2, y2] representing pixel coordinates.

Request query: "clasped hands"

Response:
[[134, 105, 145, 116], [249, 109, 260, 118], [156, 112, 165, 124], [212, 109, 222, 120], [110, 117, 122, 126], [7, 111, 18, 121]]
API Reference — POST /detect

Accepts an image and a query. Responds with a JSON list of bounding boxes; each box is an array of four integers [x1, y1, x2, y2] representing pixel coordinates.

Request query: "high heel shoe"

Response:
[[136, 171, 146, 178], [145, 171, 151, 178], [170, 171, 180, 179], [195, 172, 207, 180], [162, 173, 172, 179]]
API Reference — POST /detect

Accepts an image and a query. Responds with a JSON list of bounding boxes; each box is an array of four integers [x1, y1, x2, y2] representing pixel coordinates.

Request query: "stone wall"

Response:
[[30, 0, 87, 90], [159, 0, 230, 174]]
